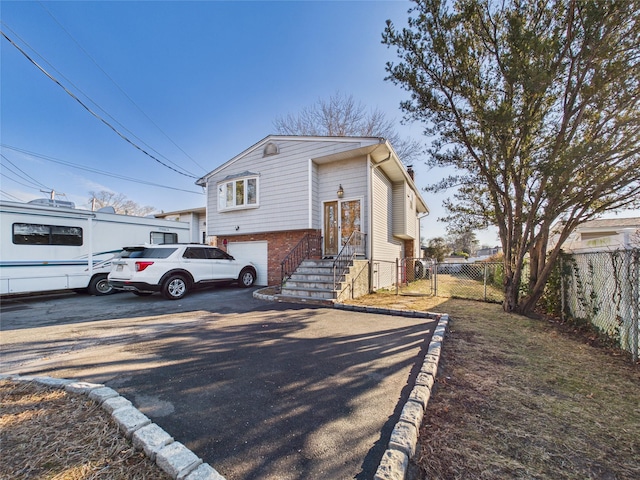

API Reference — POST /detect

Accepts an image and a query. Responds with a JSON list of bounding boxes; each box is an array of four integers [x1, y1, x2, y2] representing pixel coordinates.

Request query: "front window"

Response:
[[218, 175, 259, 211]]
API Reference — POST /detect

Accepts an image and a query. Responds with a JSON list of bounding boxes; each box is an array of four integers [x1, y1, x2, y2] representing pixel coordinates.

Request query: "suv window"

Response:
[[207, 248, 233, 260], [122, 247, 177, 259], [183, 247, 208, 259]]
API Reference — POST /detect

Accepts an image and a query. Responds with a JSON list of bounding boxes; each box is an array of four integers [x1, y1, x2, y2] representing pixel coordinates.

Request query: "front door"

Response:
[[323, 199, 361, 256]]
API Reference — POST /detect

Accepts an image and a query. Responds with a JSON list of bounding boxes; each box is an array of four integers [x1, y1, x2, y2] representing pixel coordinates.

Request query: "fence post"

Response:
[[483, 263, 488, 302], [396, 258, 399, 296], [632, 249, 639, 363], [434, 262, 438, 297]]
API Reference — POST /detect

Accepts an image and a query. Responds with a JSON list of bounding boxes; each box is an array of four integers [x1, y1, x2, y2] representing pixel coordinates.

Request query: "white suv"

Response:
[[108, 244, 257, 300]]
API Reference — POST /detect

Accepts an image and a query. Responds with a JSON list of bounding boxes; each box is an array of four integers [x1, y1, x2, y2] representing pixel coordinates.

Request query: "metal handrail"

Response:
[[280, 233, 322, 285], [332, 231, 366, 289]]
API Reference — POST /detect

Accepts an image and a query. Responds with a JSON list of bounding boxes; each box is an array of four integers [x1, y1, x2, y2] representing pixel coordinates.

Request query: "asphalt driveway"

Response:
[[0, 289, 436, 479]]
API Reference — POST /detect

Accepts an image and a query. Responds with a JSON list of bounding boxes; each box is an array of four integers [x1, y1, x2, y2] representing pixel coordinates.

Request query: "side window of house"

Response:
[[13, 223, 83, 246], [217, 176, 259, 211]]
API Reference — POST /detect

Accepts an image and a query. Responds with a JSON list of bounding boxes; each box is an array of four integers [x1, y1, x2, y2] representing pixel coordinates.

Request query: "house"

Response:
[[155, 207, 206, 244], [196, 135, 429, 298], [549, 217, 640, 253]]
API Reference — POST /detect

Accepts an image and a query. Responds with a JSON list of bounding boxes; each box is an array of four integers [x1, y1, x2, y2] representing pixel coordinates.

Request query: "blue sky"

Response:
[[1, 0, 500, 245]]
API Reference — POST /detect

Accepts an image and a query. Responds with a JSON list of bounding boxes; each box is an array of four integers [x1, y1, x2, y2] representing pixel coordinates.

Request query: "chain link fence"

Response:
[[560, 249, 639, 360], [370, 251, 639, 360], [391, 258, 512, 303]]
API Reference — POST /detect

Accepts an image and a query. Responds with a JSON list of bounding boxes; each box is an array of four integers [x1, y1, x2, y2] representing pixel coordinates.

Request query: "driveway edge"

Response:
[[0, 374, 226, 480]]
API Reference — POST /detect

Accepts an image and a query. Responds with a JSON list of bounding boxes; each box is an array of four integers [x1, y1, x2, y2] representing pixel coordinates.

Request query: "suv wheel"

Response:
[[162, 275, 188, 300], [239, 268, 256, 288]]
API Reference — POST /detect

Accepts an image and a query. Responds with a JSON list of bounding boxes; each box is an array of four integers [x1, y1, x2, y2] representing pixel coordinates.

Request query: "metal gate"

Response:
[[399, 258, 504, 302]]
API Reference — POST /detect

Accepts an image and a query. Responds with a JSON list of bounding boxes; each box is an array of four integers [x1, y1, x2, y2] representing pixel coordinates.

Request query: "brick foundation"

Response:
[[217, 229, 321, 286]]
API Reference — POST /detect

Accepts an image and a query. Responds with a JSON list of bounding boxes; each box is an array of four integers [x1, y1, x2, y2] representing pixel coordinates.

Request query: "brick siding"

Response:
[[217, 229, 321, 286]]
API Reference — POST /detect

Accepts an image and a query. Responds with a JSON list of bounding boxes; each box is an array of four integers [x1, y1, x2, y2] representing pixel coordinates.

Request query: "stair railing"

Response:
[[280, 233, 323, 285], [333, 231, 366, 290]]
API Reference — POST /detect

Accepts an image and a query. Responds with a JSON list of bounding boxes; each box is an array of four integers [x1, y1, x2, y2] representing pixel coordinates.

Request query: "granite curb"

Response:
[[254, 287, 449, 480], [0, 374, 225, 480]]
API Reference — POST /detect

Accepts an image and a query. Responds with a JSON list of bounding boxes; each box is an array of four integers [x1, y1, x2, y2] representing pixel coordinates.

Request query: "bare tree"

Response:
[[88, 191, 155, 216], [274, 92, 422, 164]]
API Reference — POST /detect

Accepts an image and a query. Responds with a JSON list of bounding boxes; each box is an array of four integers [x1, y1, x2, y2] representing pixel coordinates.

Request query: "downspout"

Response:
[[308, 159, 313, 230]]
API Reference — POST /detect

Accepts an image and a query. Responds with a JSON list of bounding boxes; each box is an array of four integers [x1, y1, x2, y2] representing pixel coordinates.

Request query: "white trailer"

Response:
[[0, 200, 191, 296]]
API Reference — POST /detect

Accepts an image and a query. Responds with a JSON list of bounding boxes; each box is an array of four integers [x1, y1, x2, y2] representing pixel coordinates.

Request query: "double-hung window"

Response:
[[217, 175, 258, 211]]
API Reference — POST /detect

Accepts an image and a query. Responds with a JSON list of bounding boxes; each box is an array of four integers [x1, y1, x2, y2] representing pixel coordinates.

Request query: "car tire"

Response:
[[162, 275, 188, 300], [88, 274, 114, 296], [133, 291, 153, 297], [239, 268, 256, 288]]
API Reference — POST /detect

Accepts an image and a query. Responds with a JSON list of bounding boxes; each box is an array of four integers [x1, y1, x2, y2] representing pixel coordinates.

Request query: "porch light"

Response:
[[337, 184, 344, 198]]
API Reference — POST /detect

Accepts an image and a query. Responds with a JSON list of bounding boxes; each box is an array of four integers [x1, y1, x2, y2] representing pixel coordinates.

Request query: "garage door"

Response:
[[228, 241, 268, 286]]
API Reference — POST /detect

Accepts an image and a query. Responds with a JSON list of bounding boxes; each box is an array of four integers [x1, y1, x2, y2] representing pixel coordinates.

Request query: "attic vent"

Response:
[[263, 142, 279, 156]]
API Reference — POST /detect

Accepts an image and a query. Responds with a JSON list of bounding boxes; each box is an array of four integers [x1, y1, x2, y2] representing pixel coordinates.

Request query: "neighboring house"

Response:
[[196, 135, 429, 294], [476, 246, 502, 258], [155, 207, 206, 244], [549, 218, 640, 253]]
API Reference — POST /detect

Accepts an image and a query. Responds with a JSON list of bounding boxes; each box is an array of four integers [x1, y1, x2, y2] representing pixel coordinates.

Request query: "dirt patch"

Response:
[[0, 380, 170, 480]]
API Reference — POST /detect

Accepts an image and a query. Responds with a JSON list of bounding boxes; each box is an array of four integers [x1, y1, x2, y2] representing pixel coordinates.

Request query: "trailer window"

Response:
[[13, 223, 83, 246], [150, 232, 178, 244]]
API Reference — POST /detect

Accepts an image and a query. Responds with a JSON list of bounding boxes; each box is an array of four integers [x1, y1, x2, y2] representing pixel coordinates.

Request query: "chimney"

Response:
[[407, 165, 414, 180]]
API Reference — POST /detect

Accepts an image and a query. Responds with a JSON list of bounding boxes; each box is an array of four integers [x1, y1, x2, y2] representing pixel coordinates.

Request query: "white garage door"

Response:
[[228, 241, 268, 286]]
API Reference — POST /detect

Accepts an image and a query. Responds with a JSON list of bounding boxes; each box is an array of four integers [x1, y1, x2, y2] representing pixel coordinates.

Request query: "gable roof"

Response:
[[196, 135, 429, 214]]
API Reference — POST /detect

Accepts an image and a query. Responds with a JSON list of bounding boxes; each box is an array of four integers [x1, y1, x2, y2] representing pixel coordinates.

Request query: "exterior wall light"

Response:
[[337, 184, 344, 198]]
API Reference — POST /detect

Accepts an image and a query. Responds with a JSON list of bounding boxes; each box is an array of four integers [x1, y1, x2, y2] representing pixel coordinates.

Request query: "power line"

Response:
[[0, 170, 44, 191], [1, 28, 199, 179], [0, 153, 51, 189], [37, 1, 208, 174], [0, 189, 26, 202], [0, 22, 197, 178], [2, 144, 204, 195]]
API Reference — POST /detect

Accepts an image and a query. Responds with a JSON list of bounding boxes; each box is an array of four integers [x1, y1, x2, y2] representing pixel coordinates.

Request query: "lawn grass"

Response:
[[345, 294, 640, 479]]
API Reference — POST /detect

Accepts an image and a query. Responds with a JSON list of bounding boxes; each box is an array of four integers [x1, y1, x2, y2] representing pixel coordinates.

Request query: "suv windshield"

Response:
[[121, 247, 177, 259]]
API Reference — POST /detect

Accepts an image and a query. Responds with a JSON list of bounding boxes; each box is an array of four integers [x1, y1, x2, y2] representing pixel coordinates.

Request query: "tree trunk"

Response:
[[503, 270, 519, 312]]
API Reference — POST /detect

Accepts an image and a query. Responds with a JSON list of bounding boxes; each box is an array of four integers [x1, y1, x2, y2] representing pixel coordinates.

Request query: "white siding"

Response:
[[372, 168, 403, 262], [392, 182, 417, 240], [206, 139, 374, 236], [316, 156, 369, 235]]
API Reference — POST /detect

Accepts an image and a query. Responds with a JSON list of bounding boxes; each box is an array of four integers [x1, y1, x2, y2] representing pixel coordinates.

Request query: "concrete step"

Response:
[[280, 286, 336, 300], [285, 280, 334, 290], [289, 272, 334, 282], [295, 266, 334, 275]]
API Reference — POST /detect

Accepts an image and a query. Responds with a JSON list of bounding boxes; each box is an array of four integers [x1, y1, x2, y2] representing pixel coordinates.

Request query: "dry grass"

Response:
[[345, 294, 640, 480], [0, 380, 170, 480]]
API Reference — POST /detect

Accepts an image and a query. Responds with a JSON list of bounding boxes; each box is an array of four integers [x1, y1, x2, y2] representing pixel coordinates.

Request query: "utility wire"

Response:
[[1, 29, 199, 179], [0, 189, 26, 202], [2, 145, 204, 195], [0, 22, 196, 178], [37, 1, 208, 174], [0, 171, 44, 191], [0, 153, 51, 189]]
